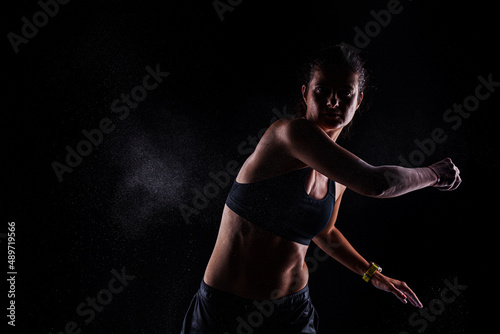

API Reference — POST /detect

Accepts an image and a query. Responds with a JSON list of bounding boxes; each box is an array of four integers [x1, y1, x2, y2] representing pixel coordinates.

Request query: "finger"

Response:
[[441, 174, 461, 191], [449, 174, 462, 191], [436, 183, 454, 191], [435, 174, 461, 191], [398, 283, 423, 308], [390, 285, 408, 305]]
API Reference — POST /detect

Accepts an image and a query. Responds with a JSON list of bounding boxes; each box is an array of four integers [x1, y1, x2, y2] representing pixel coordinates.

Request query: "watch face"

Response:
[[372, 263, 382, 273]]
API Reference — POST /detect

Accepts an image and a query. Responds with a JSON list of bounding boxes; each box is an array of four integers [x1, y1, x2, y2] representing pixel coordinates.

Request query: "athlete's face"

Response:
[[302, 65, 363, 134]]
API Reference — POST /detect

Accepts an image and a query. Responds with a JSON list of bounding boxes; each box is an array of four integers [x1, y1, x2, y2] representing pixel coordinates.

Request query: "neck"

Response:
[[325, 128, 342, 142], [302, 116, 344, 142]]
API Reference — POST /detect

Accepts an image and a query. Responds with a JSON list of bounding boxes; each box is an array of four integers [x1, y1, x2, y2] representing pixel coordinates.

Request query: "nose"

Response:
[[326, 92, 339, 108]]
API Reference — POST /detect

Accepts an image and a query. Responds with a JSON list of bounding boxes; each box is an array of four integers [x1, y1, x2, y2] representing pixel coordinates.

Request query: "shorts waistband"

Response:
[[199, 280, 310, 308]]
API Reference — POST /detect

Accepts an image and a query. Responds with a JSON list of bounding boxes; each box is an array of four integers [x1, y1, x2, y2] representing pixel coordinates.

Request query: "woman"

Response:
[[181, 45, 461, 333]]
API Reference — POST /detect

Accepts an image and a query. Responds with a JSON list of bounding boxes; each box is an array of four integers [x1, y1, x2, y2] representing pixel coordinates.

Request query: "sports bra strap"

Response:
[[328, 179, 336, 198]]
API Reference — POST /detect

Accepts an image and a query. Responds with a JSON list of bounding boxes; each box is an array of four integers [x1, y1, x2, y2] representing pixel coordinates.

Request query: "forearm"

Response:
[[313, 226, 424, 308], [313, 227, 370, 276], [372, 165, 438, 198], [283, 119, 458, 197]]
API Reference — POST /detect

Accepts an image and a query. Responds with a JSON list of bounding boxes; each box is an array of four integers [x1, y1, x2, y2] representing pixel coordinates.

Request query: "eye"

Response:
[[314, 86, 329, 95], [339, 90, 353, 98]]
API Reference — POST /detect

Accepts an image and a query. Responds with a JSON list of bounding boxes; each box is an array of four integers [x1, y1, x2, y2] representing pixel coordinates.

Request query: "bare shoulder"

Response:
[[270, 117, 315, 134], [255, 118, 308, 164], [237, 119, 307, 183], [265, 117, 320, 146]]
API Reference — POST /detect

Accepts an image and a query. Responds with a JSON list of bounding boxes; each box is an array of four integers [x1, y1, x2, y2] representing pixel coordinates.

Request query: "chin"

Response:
[[319, 119, 343, 131]]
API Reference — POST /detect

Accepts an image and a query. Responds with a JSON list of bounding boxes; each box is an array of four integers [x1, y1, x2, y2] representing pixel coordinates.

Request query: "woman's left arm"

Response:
[[312, 193, 423, 308]]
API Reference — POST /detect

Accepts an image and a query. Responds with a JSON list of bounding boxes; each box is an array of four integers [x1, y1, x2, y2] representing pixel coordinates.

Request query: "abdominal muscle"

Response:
[[203, 204, 310, 300]]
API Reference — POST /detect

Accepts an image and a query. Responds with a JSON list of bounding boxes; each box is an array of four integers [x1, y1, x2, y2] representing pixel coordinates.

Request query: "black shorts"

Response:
[[181, 280, 319, 334]]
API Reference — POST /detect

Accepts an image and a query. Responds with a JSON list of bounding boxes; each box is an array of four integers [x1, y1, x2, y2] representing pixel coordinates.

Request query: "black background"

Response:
[[4, 0, 498, 333]]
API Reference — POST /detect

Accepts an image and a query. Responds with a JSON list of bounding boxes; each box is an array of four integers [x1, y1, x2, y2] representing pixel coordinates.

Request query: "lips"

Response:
[[324, 111, 342, 118]]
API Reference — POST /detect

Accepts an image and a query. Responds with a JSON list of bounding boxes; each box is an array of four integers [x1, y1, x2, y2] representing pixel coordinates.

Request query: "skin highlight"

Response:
[[203, 64, 460, 309]]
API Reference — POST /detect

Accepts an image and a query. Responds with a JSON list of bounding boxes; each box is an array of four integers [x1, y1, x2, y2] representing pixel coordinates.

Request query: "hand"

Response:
[[428, 158, 461, 191], [370, 272, 423, 308]]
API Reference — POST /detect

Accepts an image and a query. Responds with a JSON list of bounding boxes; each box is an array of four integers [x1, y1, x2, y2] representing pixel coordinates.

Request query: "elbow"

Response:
[[362, 169, 394, 198], [364, 184, 389, 198], [355, 180, 388, 198], [350, 161, 395, 198]]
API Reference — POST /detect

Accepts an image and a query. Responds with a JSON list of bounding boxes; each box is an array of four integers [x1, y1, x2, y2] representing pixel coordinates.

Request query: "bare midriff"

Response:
[[203, 204, 309, 300]]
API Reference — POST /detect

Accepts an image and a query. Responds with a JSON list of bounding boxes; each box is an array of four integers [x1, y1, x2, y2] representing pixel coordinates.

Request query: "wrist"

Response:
[[362, 262, 382, 282], [426, 166, 440, 186], [370, 270, 383, 284], [357, 261, 372, 276]]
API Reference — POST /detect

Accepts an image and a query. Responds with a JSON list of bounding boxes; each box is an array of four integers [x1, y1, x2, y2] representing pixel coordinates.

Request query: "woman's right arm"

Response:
[[280, 118, 461, 198]]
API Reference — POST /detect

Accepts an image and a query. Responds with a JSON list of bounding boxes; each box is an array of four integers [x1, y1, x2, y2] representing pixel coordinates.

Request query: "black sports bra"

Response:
[[225, 167, 335, 245]]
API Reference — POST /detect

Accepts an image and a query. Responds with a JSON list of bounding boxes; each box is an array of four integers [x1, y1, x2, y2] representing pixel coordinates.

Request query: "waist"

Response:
[[199, 279, 311, 307], [204, 205, 309, 299]]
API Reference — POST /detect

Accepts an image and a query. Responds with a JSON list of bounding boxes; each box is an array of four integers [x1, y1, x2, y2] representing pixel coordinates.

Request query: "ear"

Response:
[[301, 85, 308, 105], [356, 92, 364, 110]]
